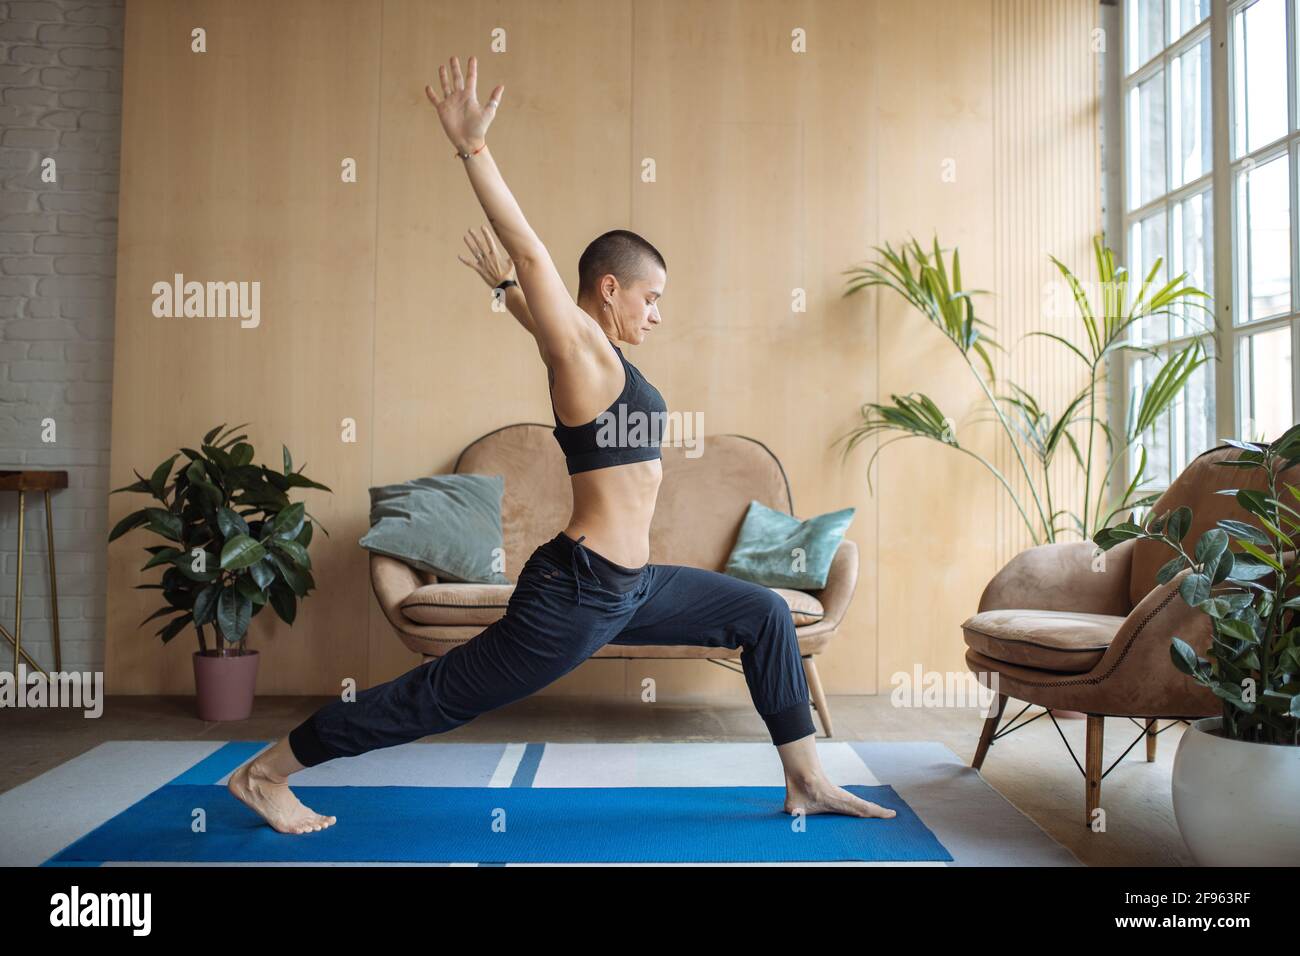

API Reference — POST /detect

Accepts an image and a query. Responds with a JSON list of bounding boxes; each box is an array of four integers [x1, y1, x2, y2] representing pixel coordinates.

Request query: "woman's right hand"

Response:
[[457, 224, 515, 289], [424, 55, 503, 154]]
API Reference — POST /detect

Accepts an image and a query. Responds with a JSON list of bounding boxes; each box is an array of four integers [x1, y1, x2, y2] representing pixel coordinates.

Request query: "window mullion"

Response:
[[1211, 0, 1238, 443]]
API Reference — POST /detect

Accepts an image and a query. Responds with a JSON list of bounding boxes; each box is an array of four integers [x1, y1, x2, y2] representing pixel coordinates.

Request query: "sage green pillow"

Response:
[[724, 499, 854, 589], [358, 474, 510, 584]]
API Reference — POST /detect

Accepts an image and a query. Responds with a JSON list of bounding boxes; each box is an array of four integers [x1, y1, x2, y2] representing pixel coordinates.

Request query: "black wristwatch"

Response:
[[495, 279, 518, 292]]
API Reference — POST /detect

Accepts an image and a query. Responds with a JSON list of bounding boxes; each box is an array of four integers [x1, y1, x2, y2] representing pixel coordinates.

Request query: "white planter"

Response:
[[1171, 716, 1300, 866]]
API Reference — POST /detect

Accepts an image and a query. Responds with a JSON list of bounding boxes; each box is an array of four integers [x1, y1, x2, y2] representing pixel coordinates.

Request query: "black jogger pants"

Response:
[[287, 531, 817, 767]]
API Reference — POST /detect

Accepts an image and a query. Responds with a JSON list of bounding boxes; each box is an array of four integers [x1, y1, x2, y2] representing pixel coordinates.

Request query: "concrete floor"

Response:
[[1, 693, 1196, 866]]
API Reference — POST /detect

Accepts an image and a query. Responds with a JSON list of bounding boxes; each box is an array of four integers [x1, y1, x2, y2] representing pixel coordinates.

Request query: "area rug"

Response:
[[0, 740, 1078, 866]]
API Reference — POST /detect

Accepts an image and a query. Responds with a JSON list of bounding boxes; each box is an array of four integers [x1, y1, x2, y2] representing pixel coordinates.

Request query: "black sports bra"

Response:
[[550, 339, 668, 475]]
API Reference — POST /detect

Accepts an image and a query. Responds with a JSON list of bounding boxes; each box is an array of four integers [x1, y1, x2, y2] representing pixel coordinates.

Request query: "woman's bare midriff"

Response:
[[562, 458, 662, 569]]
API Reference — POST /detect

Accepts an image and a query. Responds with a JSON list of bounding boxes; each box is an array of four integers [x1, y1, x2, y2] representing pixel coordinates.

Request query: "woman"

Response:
[[229, 55, 895, 835]]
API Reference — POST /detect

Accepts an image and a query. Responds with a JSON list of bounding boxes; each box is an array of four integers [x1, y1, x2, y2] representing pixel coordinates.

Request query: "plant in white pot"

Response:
[[109, 423, 332, 720], [1093, 424, 1300, 865]]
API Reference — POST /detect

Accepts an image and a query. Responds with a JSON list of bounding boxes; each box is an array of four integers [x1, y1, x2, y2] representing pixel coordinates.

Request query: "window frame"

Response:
[[1110, 0, 1300, 502]]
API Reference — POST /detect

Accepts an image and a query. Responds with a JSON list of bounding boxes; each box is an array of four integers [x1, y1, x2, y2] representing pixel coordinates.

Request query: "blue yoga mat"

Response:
[[49, 783, 952, 863]]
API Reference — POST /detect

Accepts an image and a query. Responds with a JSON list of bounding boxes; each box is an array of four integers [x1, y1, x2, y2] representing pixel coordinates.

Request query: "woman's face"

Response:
[[610, 264, 665, 346]]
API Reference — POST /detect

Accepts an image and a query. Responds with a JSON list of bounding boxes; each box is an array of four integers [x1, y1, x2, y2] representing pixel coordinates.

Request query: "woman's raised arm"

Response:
[[426, 56, 585, 363]]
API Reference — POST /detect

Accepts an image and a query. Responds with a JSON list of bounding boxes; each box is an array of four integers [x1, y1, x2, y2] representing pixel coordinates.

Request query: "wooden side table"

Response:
[[0, 470, 69, 676]]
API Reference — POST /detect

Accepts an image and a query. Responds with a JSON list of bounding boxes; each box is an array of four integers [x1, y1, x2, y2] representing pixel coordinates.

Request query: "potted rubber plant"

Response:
[[1092, 424, 1300, 865], [109, 423, 332, 720]]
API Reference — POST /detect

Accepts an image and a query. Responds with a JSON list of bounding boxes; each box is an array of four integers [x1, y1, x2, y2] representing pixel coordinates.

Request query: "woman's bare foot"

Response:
[[784, 773, 898, 819], [228, 758, 337, 835]]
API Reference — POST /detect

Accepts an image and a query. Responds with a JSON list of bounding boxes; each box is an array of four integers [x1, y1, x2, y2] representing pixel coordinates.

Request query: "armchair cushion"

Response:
[[978, 539, 1134, 616], [773, 588, 825, 626], [962, 608, 1122, 673]]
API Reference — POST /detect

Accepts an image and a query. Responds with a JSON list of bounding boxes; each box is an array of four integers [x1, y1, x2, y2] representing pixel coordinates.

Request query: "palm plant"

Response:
[[836, 235, 1215, 544]]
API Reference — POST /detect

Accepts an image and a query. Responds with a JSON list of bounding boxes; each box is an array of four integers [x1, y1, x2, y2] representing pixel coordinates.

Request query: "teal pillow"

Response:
[[724, 500, 854, 589], [358, 474, 510, 584]]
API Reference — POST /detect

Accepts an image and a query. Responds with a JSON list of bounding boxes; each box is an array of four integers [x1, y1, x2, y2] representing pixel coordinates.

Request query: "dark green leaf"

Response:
[[235, 573, 267, 605], [109, 475, 152, 495], [1217, 617, 1259, 644], [1170, 637, 1208, 679], [216, 506, 249, 540], [157, 613, 193, 643], [283, 473, 333, 492], [1194, 528, 1229, 568], [149, 454, 179, 498], [202, 443, 233, 474], [216, 587, 252, 642], [1179, 572, 1211, 606], [1235, 489, 1271, 521], [220, 534, 267, 570], [144, 508, 183, 542], [141, 547, 183, 571], [230, 442, 255, 467], [271, 536, 310, 569], [1166, 505, 1193, 542], [1218, 519, 1271, 548], [1155, 556, 1187, 585], [270, 552, 309, 596], [193, 583, 221, 626], [1210, 547, 1234, 585], [1229, 554, 1278, 582], [271, 501, 305, 540], [108, 509, 151, 543], [248, 557, 275, 590], [269, 584, 297, 625], [139, 605, 184, 628]]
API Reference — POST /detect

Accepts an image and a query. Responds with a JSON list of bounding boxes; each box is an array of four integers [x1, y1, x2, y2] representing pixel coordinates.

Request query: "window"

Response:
[[1116, 0, 1299, 495]]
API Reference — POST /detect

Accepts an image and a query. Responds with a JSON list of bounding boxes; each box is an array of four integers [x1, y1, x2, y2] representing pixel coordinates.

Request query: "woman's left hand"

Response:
[[457, 224, 515, 288], [424, 55, 502, 154]]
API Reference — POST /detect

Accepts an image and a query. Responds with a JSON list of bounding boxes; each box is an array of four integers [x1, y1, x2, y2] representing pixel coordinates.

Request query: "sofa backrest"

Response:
[[1128, 442, 1300, 608], [454, 423, 794, 579]]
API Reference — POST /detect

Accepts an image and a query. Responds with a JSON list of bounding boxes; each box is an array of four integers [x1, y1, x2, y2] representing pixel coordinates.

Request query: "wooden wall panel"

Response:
[[367, 0, 636, 684], [106, 0, 1100, 701], [873, 0, 1002, 689], [873, 0, 1101, 686], [991, 0, 1104, 570], [620, 0, 879, 704], [106, 0, 381, 692]]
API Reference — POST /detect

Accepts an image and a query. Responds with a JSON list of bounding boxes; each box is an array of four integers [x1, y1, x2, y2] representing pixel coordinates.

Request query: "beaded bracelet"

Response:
[[455, 141, 487, 160]]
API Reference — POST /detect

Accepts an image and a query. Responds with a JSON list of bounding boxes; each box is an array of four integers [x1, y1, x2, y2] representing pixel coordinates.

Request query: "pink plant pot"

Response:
[[193, 649, 259, 721]]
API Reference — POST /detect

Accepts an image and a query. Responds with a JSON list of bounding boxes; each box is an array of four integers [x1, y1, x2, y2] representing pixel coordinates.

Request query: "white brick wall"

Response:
[[0, 0, 123, 674]]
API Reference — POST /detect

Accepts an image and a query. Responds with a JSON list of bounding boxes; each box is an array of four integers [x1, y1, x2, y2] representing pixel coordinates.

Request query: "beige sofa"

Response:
[[369, 423, 859, 736]]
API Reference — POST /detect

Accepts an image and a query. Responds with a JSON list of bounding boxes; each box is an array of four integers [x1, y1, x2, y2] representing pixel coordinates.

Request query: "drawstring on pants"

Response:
[[570, 534, 590, 608]]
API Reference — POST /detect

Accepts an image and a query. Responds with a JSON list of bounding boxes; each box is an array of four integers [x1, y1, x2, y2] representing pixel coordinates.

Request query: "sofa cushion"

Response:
[[401, 583, 513, 627], [399, 582, 825, 629], [359, 474, 511, 585], [961, 608, 1122, 673], [724, 499, 855, 589]]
